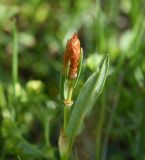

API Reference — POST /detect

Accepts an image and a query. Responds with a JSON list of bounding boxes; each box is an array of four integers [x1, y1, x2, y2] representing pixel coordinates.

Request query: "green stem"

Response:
[[63, 106, 69, 132], [63, 81, 73, 132], [67, 81, 73, 101], [11, 20, 18, 121], [61, 142, 73, 160], [60, 80, 74, 160], [12, 21, 18, 101], [61, 153, 69, 160]]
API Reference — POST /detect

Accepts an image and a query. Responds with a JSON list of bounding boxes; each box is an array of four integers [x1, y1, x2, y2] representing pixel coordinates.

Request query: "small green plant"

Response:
[[58, 34, 109, 160]]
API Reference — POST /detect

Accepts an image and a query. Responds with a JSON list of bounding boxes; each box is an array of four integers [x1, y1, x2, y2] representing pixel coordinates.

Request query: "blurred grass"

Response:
[[0, 0, 145, 160]]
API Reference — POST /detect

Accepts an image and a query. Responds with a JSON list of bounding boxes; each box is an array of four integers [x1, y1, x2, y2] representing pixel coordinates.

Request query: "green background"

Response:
[[0, 0, 145, 159]]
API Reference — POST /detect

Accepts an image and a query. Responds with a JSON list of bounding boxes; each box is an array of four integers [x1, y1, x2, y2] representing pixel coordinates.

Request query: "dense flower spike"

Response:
[[63, 33, 81, 79]]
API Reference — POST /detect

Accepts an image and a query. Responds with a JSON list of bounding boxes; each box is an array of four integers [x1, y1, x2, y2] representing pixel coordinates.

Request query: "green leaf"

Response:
[[60, 67, 65, 100], [66, 54, 109, 143], [12, 21, 18, 99]]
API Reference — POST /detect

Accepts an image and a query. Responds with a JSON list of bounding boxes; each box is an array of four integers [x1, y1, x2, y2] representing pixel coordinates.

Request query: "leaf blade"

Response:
[[66, 54, 109, 142]]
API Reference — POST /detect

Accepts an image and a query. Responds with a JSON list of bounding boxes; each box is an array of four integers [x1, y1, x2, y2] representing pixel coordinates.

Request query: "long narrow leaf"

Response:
[[60, 67, 65, 100], [12, 21, 18, 98], [66, 54, 109, 143]]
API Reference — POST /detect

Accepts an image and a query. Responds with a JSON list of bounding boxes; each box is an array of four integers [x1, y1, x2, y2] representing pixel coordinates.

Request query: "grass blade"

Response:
[[12, 21, 18, 99]]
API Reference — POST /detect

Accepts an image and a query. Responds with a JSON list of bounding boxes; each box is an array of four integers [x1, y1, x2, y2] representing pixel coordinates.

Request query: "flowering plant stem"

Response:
[[61, 97, 73, 159], [59, 34, 109, 160], [59, 84, 74, 160], [63, 82, 73, 132], [63, 106, 69, 133], [59, 34, 81, 160]]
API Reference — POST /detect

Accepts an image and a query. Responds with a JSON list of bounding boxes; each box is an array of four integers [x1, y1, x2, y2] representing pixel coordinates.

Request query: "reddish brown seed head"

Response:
[[63, 33, 81, 79]]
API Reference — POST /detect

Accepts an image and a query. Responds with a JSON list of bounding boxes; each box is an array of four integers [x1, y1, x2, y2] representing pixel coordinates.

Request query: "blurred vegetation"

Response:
[[0, 0, 145, 160]]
